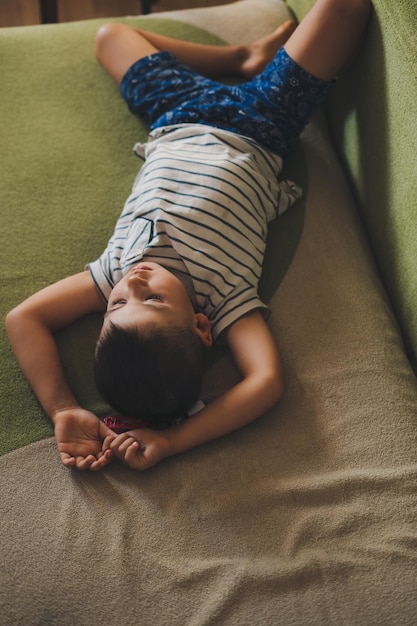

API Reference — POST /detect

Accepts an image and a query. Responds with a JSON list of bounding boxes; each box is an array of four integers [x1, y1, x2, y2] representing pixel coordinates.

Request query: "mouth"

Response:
[[130, 263, 152, 273]]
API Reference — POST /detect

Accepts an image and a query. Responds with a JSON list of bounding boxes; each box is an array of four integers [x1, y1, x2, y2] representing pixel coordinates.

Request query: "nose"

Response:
[[127, 272, 148, 291]]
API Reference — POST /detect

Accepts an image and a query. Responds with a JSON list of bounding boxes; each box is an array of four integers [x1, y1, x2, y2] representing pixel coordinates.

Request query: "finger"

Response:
[[95, 448, 114, 462], [110, 433, 137, 453], [117, 437, 140, 456], [124, 441, 147, 468], [110, 433, 131, 449], [60, 453, 76, 468], [103, 435, 115, 452], [89, 450, 113, 472], [74, 455, 98, 471]]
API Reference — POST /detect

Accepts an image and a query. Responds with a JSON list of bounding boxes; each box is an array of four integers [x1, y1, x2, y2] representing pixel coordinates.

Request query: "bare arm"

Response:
[[6, 271, 115, 470], [110, 311, 284, 470], [168, 311, 283, 453]]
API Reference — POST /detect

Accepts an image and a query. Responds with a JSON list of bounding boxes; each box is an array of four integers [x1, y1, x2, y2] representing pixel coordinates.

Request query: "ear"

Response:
[[194, 313, 213, 347]]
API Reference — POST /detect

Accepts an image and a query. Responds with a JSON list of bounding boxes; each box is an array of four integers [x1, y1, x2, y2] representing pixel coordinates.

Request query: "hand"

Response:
[[108, 428, 172, 471], [53, 407, 117, 471]]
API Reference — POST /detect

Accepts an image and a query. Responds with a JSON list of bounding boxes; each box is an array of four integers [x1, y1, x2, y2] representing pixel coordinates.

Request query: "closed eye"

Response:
[[107, 299, 127, 311], [146, 294, 164, 302]]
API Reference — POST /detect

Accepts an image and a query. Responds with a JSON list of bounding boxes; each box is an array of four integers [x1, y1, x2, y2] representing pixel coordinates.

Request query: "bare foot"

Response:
[[240, 20, 297, 79]]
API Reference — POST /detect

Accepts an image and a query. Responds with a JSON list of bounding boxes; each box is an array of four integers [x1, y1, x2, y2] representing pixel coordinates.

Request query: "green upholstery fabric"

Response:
[[287, 0, 417, 368]]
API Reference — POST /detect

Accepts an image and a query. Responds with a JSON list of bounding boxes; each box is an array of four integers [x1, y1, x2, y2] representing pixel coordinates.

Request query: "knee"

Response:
[[94, 22, 125, 61], [339, 0, 372, 24]]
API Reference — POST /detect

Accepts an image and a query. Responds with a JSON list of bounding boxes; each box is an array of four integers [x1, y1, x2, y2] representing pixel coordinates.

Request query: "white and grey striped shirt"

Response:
[[88, 124, 301, 340]]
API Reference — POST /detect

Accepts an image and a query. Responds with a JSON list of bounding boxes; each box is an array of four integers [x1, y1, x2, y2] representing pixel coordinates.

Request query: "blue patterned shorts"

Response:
[[120, 47, 333, 157]]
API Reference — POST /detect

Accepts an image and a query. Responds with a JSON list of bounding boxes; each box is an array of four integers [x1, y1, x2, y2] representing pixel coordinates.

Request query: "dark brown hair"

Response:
[[94, 322, 204, 425]]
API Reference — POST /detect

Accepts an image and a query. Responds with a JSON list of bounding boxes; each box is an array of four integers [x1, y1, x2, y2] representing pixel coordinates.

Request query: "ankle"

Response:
[[231, 44, 251, 77]]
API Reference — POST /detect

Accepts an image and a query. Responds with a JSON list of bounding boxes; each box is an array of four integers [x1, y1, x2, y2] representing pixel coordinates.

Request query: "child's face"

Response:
[[102, 262, 204, 337]]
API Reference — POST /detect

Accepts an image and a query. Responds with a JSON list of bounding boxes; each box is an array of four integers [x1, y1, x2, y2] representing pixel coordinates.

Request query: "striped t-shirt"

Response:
[[88, 124, 301, 340]]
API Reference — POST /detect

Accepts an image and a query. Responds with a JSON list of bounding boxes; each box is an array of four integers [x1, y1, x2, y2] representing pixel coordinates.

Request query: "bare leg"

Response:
[[95, 23, 158, 84], [94, 20, 296, 85], [284, 0, 372, 81], [133, 22, 296, 79]]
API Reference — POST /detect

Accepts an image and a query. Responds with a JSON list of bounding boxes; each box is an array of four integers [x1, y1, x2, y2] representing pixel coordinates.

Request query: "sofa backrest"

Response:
[[287, 0, 417, 370]]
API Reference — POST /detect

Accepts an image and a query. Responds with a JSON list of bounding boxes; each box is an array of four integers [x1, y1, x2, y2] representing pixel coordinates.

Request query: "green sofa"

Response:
[[288, 0, 417, 369], [1, 1, 416, 624]]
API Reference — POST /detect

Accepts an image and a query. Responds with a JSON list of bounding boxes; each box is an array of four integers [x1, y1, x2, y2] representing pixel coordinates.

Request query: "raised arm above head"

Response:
[[6, 271, 114, 471]]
